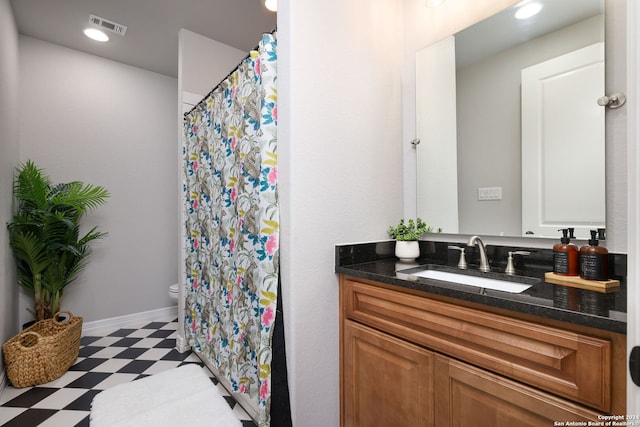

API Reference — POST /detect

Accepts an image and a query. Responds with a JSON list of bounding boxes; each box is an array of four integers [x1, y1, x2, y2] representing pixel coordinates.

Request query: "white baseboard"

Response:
[[82, 306, 178, 336]]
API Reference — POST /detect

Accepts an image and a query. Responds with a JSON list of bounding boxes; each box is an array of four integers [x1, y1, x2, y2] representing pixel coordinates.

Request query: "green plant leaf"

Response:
[[388, 217, 433, 241], [13, 160, 51, 212], [49, 181, 109, 215]]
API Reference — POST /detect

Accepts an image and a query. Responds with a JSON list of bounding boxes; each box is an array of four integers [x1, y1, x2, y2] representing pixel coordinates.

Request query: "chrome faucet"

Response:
[[467, 235, 490, 272]]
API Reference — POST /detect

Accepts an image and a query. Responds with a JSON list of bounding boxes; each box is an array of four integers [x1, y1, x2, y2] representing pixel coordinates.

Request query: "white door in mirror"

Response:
[[521, 43, 605, 239]]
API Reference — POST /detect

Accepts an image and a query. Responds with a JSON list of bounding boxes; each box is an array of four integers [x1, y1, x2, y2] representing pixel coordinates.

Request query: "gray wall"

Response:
[[179, 29, 246, 97], [456, 16, 603, 236], [17, 36, 179, 325], [0, 0, 20, 349]]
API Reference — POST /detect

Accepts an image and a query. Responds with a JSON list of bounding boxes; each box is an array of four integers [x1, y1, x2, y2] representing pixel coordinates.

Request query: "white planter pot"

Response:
[[395, 241, 420, 262]]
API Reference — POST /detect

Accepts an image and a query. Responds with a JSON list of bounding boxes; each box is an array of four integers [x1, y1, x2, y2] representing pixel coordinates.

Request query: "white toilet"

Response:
[[169, 283, 179, 303]]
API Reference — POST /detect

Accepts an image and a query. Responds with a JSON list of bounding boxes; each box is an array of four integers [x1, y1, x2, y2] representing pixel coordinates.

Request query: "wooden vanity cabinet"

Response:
[[340, 275, 626, 427]]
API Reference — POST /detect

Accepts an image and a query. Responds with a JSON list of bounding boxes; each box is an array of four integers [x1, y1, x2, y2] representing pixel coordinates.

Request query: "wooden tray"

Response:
[[544, 272, 620, 293]]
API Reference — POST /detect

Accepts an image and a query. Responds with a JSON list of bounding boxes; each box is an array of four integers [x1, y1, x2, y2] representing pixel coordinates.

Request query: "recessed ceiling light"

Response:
[[264, 0, 277, 12], [84, 28, 109, 42], [515, 2, 542, 20]]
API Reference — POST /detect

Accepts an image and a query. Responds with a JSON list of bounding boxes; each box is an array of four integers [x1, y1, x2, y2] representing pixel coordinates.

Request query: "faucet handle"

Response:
[[505, 251, 531, 275], [448, 246, 467, 269]]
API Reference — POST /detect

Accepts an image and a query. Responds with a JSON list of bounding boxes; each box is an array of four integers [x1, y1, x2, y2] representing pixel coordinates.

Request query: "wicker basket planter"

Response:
[[2, 311, 83, 388]]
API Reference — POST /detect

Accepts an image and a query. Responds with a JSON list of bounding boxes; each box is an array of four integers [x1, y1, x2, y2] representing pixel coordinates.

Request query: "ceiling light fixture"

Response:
[[264, 0, 277, 12], [515, 2, 542, 20], [84, 28, 109, 42]]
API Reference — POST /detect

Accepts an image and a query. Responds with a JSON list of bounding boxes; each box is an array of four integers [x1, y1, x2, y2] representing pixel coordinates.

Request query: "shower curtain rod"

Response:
[[183, 28, 277, 117]]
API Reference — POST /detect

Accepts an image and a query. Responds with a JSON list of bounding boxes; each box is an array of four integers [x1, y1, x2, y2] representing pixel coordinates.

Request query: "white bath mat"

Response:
[[90, 364, 242, 427]]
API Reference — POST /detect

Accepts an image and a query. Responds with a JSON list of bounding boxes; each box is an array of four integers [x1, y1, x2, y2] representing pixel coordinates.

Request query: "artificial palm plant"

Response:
[[7, 160, 109, 321]]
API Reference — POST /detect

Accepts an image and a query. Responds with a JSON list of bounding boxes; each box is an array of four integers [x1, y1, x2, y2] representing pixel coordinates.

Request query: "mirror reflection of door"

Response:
[[414, 0, 605, 238], [521, 43, 605, 238]]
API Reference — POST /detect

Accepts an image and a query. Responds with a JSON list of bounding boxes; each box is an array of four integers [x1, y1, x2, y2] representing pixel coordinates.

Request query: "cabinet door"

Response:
[[342, 321, 434, 427], [434, 355, 602, 427]]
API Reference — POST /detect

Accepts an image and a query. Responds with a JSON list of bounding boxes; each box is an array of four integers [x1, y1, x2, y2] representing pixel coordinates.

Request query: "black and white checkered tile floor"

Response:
[[0, 319, 257, 426]]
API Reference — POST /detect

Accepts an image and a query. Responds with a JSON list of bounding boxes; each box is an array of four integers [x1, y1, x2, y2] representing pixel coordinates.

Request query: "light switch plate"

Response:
[[478, 187, 502, 201]]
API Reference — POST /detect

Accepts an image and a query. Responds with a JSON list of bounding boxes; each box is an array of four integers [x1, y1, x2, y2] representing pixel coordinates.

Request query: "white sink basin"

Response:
[[410, 269, 533, 294]]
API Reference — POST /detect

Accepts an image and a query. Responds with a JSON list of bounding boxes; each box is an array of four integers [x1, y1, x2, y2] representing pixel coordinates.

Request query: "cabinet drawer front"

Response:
[[342, 278, 611, 412]]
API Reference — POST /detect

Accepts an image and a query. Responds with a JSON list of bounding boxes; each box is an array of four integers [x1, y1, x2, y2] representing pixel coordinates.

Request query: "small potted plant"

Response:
[[388, 218, 432, 261]]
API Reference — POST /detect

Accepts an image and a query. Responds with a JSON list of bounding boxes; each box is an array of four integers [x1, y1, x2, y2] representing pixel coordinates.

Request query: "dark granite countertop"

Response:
[[335, 241, 626, 334]]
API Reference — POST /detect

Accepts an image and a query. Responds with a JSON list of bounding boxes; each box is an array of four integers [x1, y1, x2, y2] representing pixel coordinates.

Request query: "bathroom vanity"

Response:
[[336, 241, 626, 427]]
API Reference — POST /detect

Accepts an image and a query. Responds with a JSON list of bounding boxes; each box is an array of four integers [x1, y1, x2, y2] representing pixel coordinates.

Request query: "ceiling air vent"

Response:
[[89, 14, 127, 36]]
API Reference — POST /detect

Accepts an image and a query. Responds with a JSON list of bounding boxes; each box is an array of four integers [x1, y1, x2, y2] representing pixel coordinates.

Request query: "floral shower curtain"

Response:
[[182, 32, 278, 427]]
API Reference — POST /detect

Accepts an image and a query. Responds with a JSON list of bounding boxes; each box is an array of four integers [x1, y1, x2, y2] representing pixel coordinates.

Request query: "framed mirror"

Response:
[[415, 0, 605, 239]]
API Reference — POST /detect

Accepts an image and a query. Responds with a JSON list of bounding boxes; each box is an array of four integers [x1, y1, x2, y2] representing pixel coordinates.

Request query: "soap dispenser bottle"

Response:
[[553, 229, 578, 276], [579, 230, 609, 280]]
